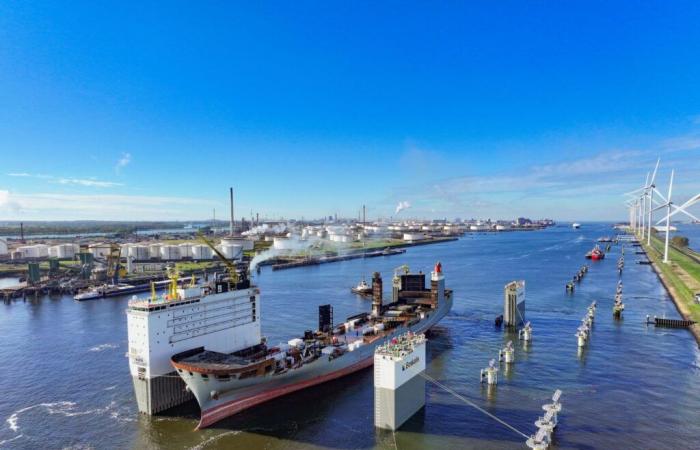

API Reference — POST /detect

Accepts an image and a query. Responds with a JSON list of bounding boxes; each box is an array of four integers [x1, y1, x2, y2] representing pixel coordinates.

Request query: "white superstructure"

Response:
[[374, 333, 426, 430], [127, 278, 261, 414]]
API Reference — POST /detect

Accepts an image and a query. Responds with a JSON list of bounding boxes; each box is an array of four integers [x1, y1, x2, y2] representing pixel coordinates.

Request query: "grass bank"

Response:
[[642, 233, 700, 343]]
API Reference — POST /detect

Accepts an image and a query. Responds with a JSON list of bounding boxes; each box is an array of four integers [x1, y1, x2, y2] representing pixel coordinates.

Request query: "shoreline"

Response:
[[639, 237, 700, 346]]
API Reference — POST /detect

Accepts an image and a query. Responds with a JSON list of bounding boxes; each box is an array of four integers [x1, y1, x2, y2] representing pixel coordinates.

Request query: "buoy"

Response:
[[499, 340, 515, 364], [519, 321, 533, 341], [480, 359, 499, 385], [566, 282, 575, 292], [576, 325, 588, 347]]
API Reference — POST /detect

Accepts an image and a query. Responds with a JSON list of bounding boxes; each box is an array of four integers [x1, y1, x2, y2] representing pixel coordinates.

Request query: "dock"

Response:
[[649, 317, 697, 328], [272, 248, 406, 271]]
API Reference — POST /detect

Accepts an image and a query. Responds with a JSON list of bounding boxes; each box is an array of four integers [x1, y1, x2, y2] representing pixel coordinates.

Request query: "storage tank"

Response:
[[220, 237, 254, 251], [88, 244, 111, 259], [402, 233, 426, 242], [129, 245, 149, 260], [0, 237, 9, 256], [120, 244, 131, 258], [218, 244, 242, 260], [49, 245, 60, 258], [190, 244, 213, 260], [18, 245, 49, 259], [58, 244, 77, 259], [148, 244, 161, 259], [178, 243, 192, 259], [160, 245, 181, 260], [273, 237, 296, 250]]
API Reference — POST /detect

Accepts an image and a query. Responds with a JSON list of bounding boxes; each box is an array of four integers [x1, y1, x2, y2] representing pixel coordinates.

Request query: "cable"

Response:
[[420, 372, 530, 440]]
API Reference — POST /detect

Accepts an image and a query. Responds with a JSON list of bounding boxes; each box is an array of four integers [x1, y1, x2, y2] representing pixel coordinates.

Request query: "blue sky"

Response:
[[1, 1, 699, 221]]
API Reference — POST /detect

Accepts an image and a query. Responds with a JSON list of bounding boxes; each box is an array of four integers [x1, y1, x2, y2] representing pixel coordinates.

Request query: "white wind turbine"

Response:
[[645, 158, 665, 245], [624, 170, 652, 238], [652, 170, 674, 263], [655, 184, 700, 260]]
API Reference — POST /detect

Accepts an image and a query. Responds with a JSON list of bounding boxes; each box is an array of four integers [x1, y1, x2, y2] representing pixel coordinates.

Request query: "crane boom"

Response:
[[197, 233, 239, 283]]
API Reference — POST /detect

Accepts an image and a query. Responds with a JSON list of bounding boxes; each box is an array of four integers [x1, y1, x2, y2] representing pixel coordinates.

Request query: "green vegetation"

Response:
[[175, 261, 220, 273], [671, 235, 690, 248], [645, 235, 700, 324]]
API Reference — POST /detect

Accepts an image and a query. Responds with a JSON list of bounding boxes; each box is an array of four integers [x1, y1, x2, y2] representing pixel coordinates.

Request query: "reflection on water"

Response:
[[1, 223, 699, 449]]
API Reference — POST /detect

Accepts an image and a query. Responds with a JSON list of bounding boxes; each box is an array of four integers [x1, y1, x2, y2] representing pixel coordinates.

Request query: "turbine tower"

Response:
[[646, 159, 661, 245], [652, 170, 674, 263]]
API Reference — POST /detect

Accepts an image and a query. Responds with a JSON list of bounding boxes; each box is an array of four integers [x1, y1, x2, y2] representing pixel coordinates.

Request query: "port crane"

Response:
[[197, 232, 239, 284]]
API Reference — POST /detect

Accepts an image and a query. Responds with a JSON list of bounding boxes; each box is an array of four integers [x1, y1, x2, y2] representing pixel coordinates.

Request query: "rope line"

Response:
[[420, 372, 530, 440]]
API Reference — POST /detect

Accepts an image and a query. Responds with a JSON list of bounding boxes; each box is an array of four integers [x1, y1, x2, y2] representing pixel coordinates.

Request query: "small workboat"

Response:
[[585, 245, 605, 260], [351, 278, 372, 295]]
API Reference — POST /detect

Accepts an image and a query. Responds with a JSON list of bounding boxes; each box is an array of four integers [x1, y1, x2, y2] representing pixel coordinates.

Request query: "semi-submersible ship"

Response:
[[127, 261, 452, 428]]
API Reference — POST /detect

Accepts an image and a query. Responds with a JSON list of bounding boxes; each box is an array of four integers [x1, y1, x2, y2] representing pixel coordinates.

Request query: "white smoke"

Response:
[[249, 235, 325, 273], [395, 201, 411, 215], [242, 223, 287, 237]]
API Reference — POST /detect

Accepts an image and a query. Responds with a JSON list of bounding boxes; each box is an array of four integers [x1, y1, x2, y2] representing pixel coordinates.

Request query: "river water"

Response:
[[1, 223, 699, 449]]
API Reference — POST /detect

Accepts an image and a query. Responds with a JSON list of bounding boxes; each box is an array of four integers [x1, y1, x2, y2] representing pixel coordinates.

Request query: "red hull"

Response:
[[198, 355, 374, 429]]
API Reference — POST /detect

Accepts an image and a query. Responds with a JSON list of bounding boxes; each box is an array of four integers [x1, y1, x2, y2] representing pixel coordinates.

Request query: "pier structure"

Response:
[[504, 280, 526, 329], [374, 332, 426, 431]]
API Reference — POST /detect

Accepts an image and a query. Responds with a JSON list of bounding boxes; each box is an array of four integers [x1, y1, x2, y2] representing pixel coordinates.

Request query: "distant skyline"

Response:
[[1, 2, 700, 222]]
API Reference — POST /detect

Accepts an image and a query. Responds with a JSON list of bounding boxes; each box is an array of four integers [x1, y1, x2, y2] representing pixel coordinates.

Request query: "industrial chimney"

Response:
[[229, 187, 234, 236]]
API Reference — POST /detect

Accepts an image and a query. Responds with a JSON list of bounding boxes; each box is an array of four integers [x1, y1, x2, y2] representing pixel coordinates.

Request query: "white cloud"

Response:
[[0, 192, 221, 220], [115, 152, 132, 173], [56, 178, 123, 187], [6, 173, 122, 188]]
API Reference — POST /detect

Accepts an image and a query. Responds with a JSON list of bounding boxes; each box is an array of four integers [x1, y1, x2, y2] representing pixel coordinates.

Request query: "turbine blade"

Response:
[[650, 157, 660, 185], [668, 169, 674, 202]]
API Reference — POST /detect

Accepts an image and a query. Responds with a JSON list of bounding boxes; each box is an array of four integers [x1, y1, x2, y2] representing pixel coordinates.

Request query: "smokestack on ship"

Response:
[[372, 271, 383, 317], [431, 262, 445, 306], [229, 187, 235, 236]]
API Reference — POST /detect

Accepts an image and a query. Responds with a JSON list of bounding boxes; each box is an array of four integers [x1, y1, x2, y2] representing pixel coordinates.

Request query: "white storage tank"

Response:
[[403, 233, 426, 243], [88, 243, 111, 259], [178, 243, 192, 259], [120, 244, 131, 258], [220, 237, 254, 251], [0, 237, 9, 256], [58, 244, 77, 259], [148, 244, 161, 259], [49, 245, 60, 258], [273, 237, 296, 250], [129, 245, 150, 260], [160, 245, 181, 260], [191, 244, 213, 260], [18, 244, 49, 258], [218, 244, 242, 260]]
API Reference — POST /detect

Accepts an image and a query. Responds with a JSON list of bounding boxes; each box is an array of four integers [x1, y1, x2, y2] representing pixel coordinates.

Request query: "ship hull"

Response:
[[178, 297, 452, 428]]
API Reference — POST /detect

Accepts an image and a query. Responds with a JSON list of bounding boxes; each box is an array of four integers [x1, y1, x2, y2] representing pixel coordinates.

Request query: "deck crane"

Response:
[[197, 232, 239, 284]]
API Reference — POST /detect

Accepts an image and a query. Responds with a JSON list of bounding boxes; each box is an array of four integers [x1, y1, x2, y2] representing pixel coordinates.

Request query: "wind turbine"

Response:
[[656, 191, 700, 228], [624, 175, 648, 237], [646, 158, 662, 245], [652, 170, 674, 263]]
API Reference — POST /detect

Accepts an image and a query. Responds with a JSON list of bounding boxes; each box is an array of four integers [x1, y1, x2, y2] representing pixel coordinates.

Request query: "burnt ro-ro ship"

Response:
[[172, 262, 451, 428]]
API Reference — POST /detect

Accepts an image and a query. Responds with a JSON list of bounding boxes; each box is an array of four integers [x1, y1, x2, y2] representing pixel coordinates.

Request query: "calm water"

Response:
[[2, 224, 699, 449]]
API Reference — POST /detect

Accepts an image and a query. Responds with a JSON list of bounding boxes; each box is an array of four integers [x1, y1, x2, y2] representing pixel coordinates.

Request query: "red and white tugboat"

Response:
[[585, 245, 605, 260]]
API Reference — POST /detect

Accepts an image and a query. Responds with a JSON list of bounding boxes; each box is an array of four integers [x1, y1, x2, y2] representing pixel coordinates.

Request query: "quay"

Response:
[[637, 233, 700, 344], [272, 248, 406, 271]]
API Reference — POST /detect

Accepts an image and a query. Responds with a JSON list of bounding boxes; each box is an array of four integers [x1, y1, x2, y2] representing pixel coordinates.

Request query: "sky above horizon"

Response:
[[1, 1, 700, 222]]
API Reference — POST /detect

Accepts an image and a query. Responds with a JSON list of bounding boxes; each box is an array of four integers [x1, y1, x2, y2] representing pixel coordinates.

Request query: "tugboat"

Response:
[[351, 278, 372, 295], [585, 245, 605, 260]]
